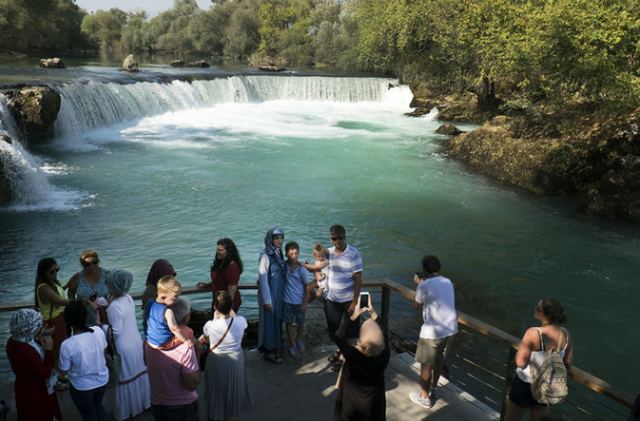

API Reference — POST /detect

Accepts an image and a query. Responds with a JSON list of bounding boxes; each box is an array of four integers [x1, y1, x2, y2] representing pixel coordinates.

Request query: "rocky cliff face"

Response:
[[443, 112, 640, 222]]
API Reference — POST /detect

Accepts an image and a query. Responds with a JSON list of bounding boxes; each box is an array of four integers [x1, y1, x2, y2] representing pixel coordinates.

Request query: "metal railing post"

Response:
[[381, 285, 390, 334], [500, 346, 517, 421]]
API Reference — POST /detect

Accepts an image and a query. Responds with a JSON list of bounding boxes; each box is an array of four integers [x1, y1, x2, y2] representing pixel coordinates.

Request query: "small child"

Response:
[[303, 243, 330, 300], [283, 242, 313, 357], [144, 275, 192, 350]]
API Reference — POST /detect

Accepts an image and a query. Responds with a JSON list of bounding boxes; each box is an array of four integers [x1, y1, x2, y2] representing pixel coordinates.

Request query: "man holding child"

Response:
[[324, 224, 363, 368]]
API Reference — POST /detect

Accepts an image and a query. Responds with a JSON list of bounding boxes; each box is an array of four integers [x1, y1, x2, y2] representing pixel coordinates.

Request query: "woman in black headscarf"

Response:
[[257, 227, 286, 363]]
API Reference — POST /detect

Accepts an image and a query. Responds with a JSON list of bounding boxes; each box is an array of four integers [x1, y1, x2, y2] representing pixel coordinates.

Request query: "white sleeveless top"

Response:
[[516, 327, 568, 383]]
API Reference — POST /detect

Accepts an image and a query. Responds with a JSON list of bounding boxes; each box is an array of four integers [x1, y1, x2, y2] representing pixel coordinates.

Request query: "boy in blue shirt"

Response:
[[283, 242, 313, 357]]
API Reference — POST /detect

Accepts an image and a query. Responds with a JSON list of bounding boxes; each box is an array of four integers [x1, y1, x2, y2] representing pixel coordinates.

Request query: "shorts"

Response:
[[415, 336, 453, 366], [509, 375, 542, 408], [283, 303, 306, 325]]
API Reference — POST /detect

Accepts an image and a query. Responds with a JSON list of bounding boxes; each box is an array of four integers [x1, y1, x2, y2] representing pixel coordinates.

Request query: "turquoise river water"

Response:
[[0, 70, 638, 402]]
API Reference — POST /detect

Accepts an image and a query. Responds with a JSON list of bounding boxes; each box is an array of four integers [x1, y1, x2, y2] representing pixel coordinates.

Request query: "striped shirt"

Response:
[[326, 244, 363, 303]]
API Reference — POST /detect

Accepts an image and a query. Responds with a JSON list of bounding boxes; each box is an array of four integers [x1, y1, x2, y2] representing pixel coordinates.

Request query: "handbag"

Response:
[[104, 325, 121, 389], [199, 318, 234, 371]]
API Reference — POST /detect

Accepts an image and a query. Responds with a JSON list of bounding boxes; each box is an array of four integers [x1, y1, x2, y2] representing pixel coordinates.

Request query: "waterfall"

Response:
[[0, 95, 52, 206], [55, 75, 413, 139], [2, 75, 415, 209], [0, 95, 86, 210]]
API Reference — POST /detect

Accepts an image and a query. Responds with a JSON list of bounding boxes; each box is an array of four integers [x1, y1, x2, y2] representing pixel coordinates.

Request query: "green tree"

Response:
[[81, 8, 127, 52]]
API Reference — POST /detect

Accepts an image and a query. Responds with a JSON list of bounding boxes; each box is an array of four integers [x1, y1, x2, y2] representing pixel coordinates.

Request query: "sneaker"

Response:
[[410, 391, 433, 408], [288, 346, 299, 357], [296, 340, 305, 353]]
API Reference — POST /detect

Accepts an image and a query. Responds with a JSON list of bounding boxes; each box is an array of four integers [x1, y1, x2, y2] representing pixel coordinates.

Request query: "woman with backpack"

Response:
[[505, 298, 574, 421]]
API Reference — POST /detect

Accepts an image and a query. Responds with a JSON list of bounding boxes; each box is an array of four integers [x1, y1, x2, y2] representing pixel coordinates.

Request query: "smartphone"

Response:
[[359, 292, 370, 308]]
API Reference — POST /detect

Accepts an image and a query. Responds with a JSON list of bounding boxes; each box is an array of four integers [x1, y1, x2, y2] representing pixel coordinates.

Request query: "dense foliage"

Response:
[[1, 0, 638, 109]]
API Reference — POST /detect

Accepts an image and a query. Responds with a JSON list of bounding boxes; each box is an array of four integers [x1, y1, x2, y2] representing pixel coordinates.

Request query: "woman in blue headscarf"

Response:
[[258, 227, 286, 363]]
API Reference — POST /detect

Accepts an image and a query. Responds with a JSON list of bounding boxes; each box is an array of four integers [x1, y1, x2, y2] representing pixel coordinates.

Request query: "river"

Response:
[[0, 63, 638, 405]]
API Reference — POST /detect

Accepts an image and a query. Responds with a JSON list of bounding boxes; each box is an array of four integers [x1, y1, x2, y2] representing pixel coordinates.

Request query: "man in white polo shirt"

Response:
[[410, 255, 458, 409], [325, 224, 363, 366]]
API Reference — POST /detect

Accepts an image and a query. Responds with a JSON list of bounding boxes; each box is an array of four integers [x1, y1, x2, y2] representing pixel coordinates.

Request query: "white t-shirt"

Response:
[[326, 244, 363, 303], [59, 327, 109, 391], [415, 276, 458, 339], [203, 316, 247, 353]]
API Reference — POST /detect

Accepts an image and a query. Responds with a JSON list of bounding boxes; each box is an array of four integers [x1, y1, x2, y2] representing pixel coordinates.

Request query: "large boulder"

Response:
[[7, 86, 61, 142], [123, 54, 139, 72], [436, 123, 463, 136], [39, 58, 65, 69]]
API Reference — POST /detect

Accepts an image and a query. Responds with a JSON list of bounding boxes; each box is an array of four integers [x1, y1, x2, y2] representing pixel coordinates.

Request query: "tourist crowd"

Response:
[[6, 224, 575, 421]]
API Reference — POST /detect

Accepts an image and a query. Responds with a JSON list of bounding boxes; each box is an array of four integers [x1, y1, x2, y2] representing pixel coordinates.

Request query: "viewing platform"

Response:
[[0, 280, 635, 420], [0, 340, 498, 421]]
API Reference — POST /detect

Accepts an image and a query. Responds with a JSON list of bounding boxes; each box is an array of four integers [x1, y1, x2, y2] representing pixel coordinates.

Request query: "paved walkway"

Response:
[[2, 344, 499, 421]]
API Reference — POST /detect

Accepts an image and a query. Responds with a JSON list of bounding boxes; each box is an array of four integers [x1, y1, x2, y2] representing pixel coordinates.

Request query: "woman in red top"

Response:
[[6, 308, 61, 421], [198, 238, 243, 313]]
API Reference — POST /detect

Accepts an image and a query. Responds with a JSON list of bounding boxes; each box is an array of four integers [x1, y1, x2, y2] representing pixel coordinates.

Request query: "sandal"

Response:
[[328, 350, 341, 363], [263, 352, 283, 364]]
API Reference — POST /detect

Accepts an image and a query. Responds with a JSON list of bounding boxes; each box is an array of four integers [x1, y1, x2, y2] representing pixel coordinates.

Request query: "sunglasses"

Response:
[[48, 267, 60, 275], [331, 236, 345, 241], [82, 259, 99, 267]]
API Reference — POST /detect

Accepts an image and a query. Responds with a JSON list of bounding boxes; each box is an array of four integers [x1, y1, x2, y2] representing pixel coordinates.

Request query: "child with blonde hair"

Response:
[[144, 275, 192, 349], [303, 243, 330, 300]]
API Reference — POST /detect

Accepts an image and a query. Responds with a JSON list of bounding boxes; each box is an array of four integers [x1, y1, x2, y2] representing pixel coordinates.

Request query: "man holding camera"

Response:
[[325, 224, 363, 368]]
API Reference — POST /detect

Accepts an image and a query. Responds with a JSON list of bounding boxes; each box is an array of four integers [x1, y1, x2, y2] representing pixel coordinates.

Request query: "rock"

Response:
[[490, 115, 510, 126], [170, 59, 185, 67], [436, 123, 463, 136], [39, 58, 65, 69], [409, 97, 437, 109], [186, 60, 209, 68], [7, 86, 61, 142], [0, 131, 11, 144], [258, 65, 285, 72], [123, 54, 139, 72], [406, 108, 432, 117]]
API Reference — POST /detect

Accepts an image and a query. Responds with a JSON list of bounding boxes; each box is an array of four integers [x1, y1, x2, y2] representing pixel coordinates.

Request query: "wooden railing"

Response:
[[0, 279, 635, 416]]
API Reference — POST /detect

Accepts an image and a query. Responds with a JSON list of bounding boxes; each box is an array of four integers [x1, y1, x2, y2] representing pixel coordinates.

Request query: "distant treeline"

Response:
[[1, 0, 639, 109]]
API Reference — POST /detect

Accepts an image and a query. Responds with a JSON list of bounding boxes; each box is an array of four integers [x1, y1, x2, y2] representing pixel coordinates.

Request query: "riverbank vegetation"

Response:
[[1, 0, 639, 219], [2, 0, 638, 108]]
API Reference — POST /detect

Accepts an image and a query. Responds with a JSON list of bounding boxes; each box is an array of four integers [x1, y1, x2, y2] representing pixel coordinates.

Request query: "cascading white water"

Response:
[[0, 95, 54, 205], [2, 75, 415, 209], [55, 76, 413, 140]]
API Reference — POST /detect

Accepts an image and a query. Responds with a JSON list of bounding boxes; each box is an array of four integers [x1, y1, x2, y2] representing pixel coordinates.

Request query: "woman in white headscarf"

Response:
[[104, 269, 151, 421], [257, 227, 287, 363], [6, 308, 61, 421]]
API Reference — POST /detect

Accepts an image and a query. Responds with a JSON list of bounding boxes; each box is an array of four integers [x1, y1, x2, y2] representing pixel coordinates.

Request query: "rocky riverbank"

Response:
[[412, 92, 640, 222]]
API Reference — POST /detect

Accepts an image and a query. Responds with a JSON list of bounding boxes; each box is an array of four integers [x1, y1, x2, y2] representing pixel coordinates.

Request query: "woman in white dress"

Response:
[[105, 269, 151, 420], [202, 291, 252, 421]]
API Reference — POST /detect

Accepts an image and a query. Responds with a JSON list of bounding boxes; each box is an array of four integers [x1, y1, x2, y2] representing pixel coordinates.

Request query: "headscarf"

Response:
[[106, 269, 134, 295], [263, 227, 285, 267], [146, 259, 176, 287], [10, 308, 44, 360]]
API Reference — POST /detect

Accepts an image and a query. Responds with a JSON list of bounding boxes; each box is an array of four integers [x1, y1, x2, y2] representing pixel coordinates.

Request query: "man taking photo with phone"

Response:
[[325, 224, 363, 370], [410, 255, 458, 409]]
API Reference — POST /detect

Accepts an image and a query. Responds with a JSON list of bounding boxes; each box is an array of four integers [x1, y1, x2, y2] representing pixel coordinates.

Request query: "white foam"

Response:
[[423, 107, 440, 121]]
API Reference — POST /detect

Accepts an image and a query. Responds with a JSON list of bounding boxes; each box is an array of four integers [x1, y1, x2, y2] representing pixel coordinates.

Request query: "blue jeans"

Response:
[[69, 384, 107, 421]]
